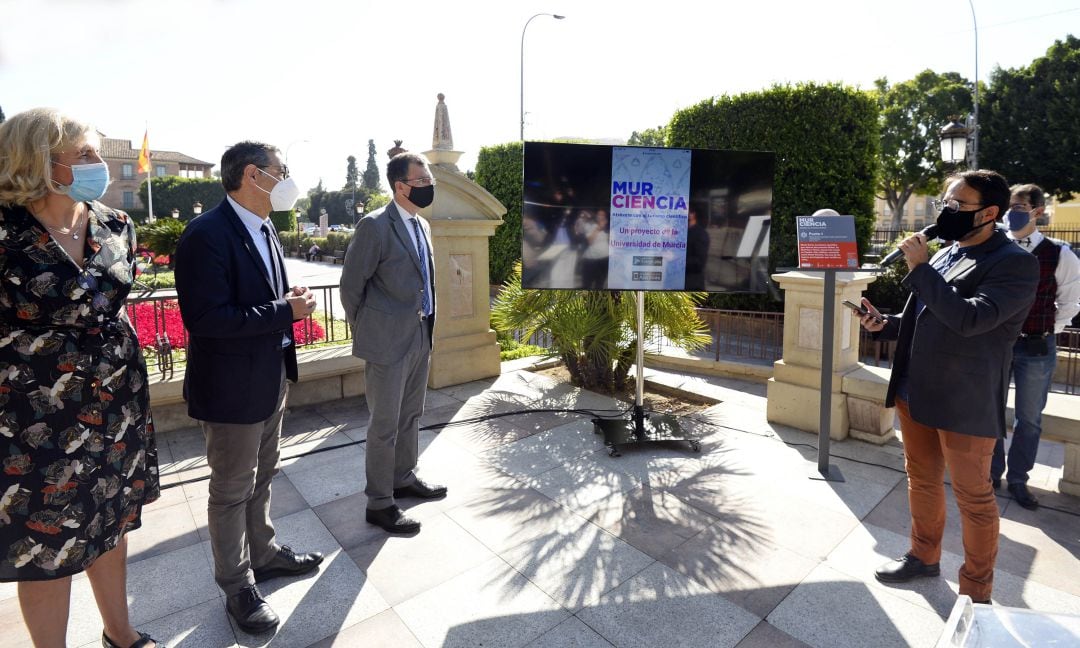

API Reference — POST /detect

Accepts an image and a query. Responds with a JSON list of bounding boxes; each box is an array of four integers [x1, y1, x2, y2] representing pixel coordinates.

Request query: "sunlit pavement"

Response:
[[1, 363, 1076, 647]]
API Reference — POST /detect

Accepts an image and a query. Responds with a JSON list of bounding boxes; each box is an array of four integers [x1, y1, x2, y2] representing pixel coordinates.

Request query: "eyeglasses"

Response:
[[931, 198, 985, 214], [257, 164, 290, 180], [402, 176, 435, 187]]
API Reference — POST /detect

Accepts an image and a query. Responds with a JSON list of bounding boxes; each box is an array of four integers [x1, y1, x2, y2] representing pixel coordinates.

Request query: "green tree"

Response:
[[0, 105, 5, 124], [137, 218, 186, 268], [269, 209, 296, 235], [492, 263, 707, 391], [344, 155, 358, 191], [138, 176, 225, 222], [473, 142, 523, 285], [876, 70, 973, 229], [627, 125, 668, 146], [981, 36, 1080, 200], [362, 139, 382, 191], [669, 83, 879, 310]]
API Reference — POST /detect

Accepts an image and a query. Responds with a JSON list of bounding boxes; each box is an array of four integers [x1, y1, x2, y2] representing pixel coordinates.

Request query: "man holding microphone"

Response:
[[855, 170, 1038, 604]]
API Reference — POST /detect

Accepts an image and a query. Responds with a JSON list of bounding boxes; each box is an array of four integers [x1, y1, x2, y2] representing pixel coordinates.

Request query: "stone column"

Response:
[[419, 167, 505, 388], [766, 270, 878, 440]]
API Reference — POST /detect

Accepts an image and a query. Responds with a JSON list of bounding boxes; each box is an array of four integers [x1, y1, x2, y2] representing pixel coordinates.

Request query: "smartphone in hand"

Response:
[[842, 300, 883, 323]]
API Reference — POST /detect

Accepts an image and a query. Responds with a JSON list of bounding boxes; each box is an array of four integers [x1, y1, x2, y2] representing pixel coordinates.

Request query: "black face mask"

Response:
[[935, 207, 991, 241], [407, 184, 435, 208]]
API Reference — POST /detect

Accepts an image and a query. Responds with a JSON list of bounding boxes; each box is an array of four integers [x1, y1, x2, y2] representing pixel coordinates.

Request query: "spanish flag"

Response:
[[137, 131, 151, 174]]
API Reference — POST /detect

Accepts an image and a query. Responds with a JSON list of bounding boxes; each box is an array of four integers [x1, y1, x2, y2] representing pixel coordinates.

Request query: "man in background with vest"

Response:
[[991, 183, 1080, 510]]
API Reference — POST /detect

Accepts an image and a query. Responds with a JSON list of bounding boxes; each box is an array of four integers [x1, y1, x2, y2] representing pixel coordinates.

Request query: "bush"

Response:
[[474, 142, 523, 285], [138, 176, 224, 221], [668, 83, 880, 310], [125, 300, 326, 349]]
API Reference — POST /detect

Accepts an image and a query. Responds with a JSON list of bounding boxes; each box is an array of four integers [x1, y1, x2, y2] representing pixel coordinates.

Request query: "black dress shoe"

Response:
[[1008, 483, 1039, 510], [875, 553, 941, 583], [226, 585, 279, 634], [102, 631, 164, 648], [253, 545, 324, 583], [366, 505, 421, 533], [393, 478, 447, 500]]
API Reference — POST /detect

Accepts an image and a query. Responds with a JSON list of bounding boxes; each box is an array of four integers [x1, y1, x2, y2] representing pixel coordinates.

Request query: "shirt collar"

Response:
[[393, 197, 420, 220], [1006, 228, 1043, 249], [227, 195, 271, 231]]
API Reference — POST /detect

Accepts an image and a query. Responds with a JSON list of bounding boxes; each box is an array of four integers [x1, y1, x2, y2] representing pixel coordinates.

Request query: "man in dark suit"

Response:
[[174, 141, 323, 633], [340, 151, 446, 535], [857, 169, 1039, 605]]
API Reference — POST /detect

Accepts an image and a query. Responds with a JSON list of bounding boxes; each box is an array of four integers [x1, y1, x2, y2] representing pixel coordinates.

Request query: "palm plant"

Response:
[[491, 263, 709, 392], [137, 218, 186, 269]]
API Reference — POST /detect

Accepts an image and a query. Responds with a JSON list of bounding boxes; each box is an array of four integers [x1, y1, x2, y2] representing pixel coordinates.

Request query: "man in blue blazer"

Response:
[[857, 169, 1039, 605], [175, 141, 323, 634]]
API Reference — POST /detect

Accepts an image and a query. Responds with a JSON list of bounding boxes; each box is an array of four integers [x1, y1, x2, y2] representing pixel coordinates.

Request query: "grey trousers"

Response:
[[364, 321, 430, 510], [201, 372, 286, 596]]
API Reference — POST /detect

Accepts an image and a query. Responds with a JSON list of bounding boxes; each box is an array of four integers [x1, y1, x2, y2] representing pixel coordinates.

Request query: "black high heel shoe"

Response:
[[102, 630, 165, 648]]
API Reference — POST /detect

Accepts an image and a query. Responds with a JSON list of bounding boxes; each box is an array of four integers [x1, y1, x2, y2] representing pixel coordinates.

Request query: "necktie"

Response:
[[261, 223, 282, 297], [410, 218, 432, 316]]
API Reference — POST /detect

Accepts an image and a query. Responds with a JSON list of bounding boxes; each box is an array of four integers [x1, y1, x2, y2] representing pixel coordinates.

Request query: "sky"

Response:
[[2, 0, 1079, 197]]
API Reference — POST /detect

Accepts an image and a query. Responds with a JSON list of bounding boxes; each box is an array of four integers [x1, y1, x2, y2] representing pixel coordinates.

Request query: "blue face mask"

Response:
[[54, 161, 109, 202], [1005, 208, 1031, 232]]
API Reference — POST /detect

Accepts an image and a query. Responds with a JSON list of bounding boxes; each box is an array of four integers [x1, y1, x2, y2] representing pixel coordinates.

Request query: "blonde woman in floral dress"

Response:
[[0, 108, 161, 648]]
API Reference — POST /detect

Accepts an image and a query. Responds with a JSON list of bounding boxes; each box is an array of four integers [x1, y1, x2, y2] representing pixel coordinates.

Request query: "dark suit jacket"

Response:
[[877, 229, 1039, 438], [174, 198, 298, 424], [340, 201, 435, 365]]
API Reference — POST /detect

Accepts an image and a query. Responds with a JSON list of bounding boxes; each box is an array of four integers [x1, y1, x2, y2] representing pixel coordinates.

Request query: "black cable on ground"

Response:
[[160, 403, 1080, 519], [695, 418, 1080, 519], [159, 403, 634, 491]]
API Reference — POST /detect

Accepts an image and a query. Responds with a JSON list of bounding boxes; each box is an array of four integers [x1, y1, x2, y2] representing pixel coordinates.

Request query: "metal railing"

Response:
[[125, 283, 351, 379], [874, 227, 1080, 254]]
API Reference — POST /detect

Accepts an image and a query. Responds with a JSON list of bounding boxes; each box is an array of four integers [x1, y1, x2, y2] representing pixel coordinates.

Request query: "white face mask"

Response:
[[255, 168, 301, 212]]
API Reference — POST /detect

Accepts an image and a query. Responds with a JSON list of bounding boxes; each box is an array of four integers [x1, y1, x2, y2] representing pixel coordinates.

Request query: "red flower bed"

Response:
[[124, 300, 326, 348]]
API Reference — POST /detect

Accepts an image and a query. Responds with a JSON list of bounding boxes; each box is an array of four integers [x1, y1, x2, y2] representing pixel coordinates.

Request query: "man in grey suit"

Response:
[[341, 151, 446, 534], [857, 169, 1039, 605]]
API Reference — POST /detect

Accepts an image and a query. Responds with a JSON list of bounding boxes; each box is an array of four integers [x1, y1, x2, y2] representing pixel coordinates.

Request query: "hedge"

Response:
[[668, 83, 880, 309], [474, 142, 523, 285]]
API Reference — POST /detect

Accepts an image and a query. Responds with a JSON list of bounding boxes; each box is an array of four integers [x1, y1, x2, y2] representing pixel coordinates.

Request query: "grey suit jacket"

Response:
[[340, 201, 435, 365], [877, 229, 1039, 438]]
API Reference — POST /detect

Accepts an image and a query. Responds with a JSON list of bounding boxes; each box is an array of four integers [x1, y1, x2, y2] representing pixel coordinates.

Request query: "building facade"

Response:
[[99, 136, 213, 211]]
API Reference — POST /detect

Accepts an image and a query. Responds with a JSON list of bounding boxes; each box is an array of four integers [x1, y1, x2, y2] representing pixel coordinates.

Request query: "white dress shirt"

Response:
[[228, 195, 280, 295], [1008, 229, 1080, 333]]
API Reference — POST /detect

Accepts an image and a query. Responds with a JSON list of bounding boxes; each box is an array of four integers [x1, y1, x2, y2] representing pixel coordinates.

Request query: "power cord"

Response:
[[159, 403, 1080, 519]]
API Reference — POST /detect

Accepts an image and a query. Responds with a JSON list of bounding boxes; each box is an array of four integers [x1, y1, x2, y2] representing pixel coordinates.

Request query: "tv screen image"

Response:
[[521, 142, 775, 292]]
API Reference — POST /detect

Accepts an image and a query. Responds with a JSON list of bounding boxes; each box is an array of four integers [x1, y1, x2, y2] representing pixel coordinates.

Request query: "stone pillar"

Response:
[[418, 166, 505, 388], [766, 271, 877, 440]]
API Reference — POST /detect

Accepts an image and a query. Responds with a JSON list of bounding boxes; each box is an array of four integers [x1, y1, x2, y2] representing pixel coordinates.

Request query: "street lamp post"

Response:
[[171, 208, 179, 220], [520, 13, 565, 141], [355, 201, 365, 226], [967, 0, 979, 169], [192, 202, 203, 218], [939, 119, 971, 165]]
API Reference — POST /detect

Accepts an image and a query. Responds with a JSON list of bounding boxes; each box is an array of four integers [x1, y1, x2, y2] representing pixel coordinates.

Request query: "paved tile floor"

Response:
[[2, 364, 1078, 647]]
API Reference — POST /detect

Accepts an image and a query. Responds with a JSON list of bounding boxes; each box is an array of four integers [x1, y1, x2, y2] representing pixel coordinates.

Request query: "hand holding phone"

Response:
[[842, 299, 884, 324]]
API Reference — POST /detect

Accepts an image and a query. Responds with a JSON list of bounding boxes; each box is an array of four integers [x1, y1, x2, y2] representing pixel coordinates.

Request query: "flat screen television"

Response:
[[522, 142, 774, 292]]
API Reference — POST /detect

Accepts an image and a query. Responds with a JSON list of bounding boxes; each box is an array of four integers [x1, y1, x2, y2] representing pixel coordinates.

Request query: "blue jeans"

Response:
[[991, 337, 1057, 485]]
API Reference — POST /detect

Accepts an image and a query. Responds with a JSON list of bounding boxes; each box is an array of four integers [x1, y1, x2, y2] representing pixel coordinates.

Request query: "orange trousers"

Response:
[[896, 399, 999, 601]]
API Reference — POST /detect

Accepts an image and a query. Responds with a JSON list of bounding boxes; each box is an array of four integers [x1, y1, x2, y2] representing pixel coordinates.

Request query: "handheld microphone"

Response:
[[880, 224, 938, 267]]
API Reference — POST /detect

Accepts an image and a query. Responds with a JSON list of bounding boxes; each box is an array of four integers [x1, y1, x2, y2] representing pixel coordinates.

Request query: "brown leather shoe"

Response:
[[366, 505, 421, 533], [253, 545, 324, 583], [226, 585, 279, 634], [874, 553, 941, 583], [393, 478, 447, 500]]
